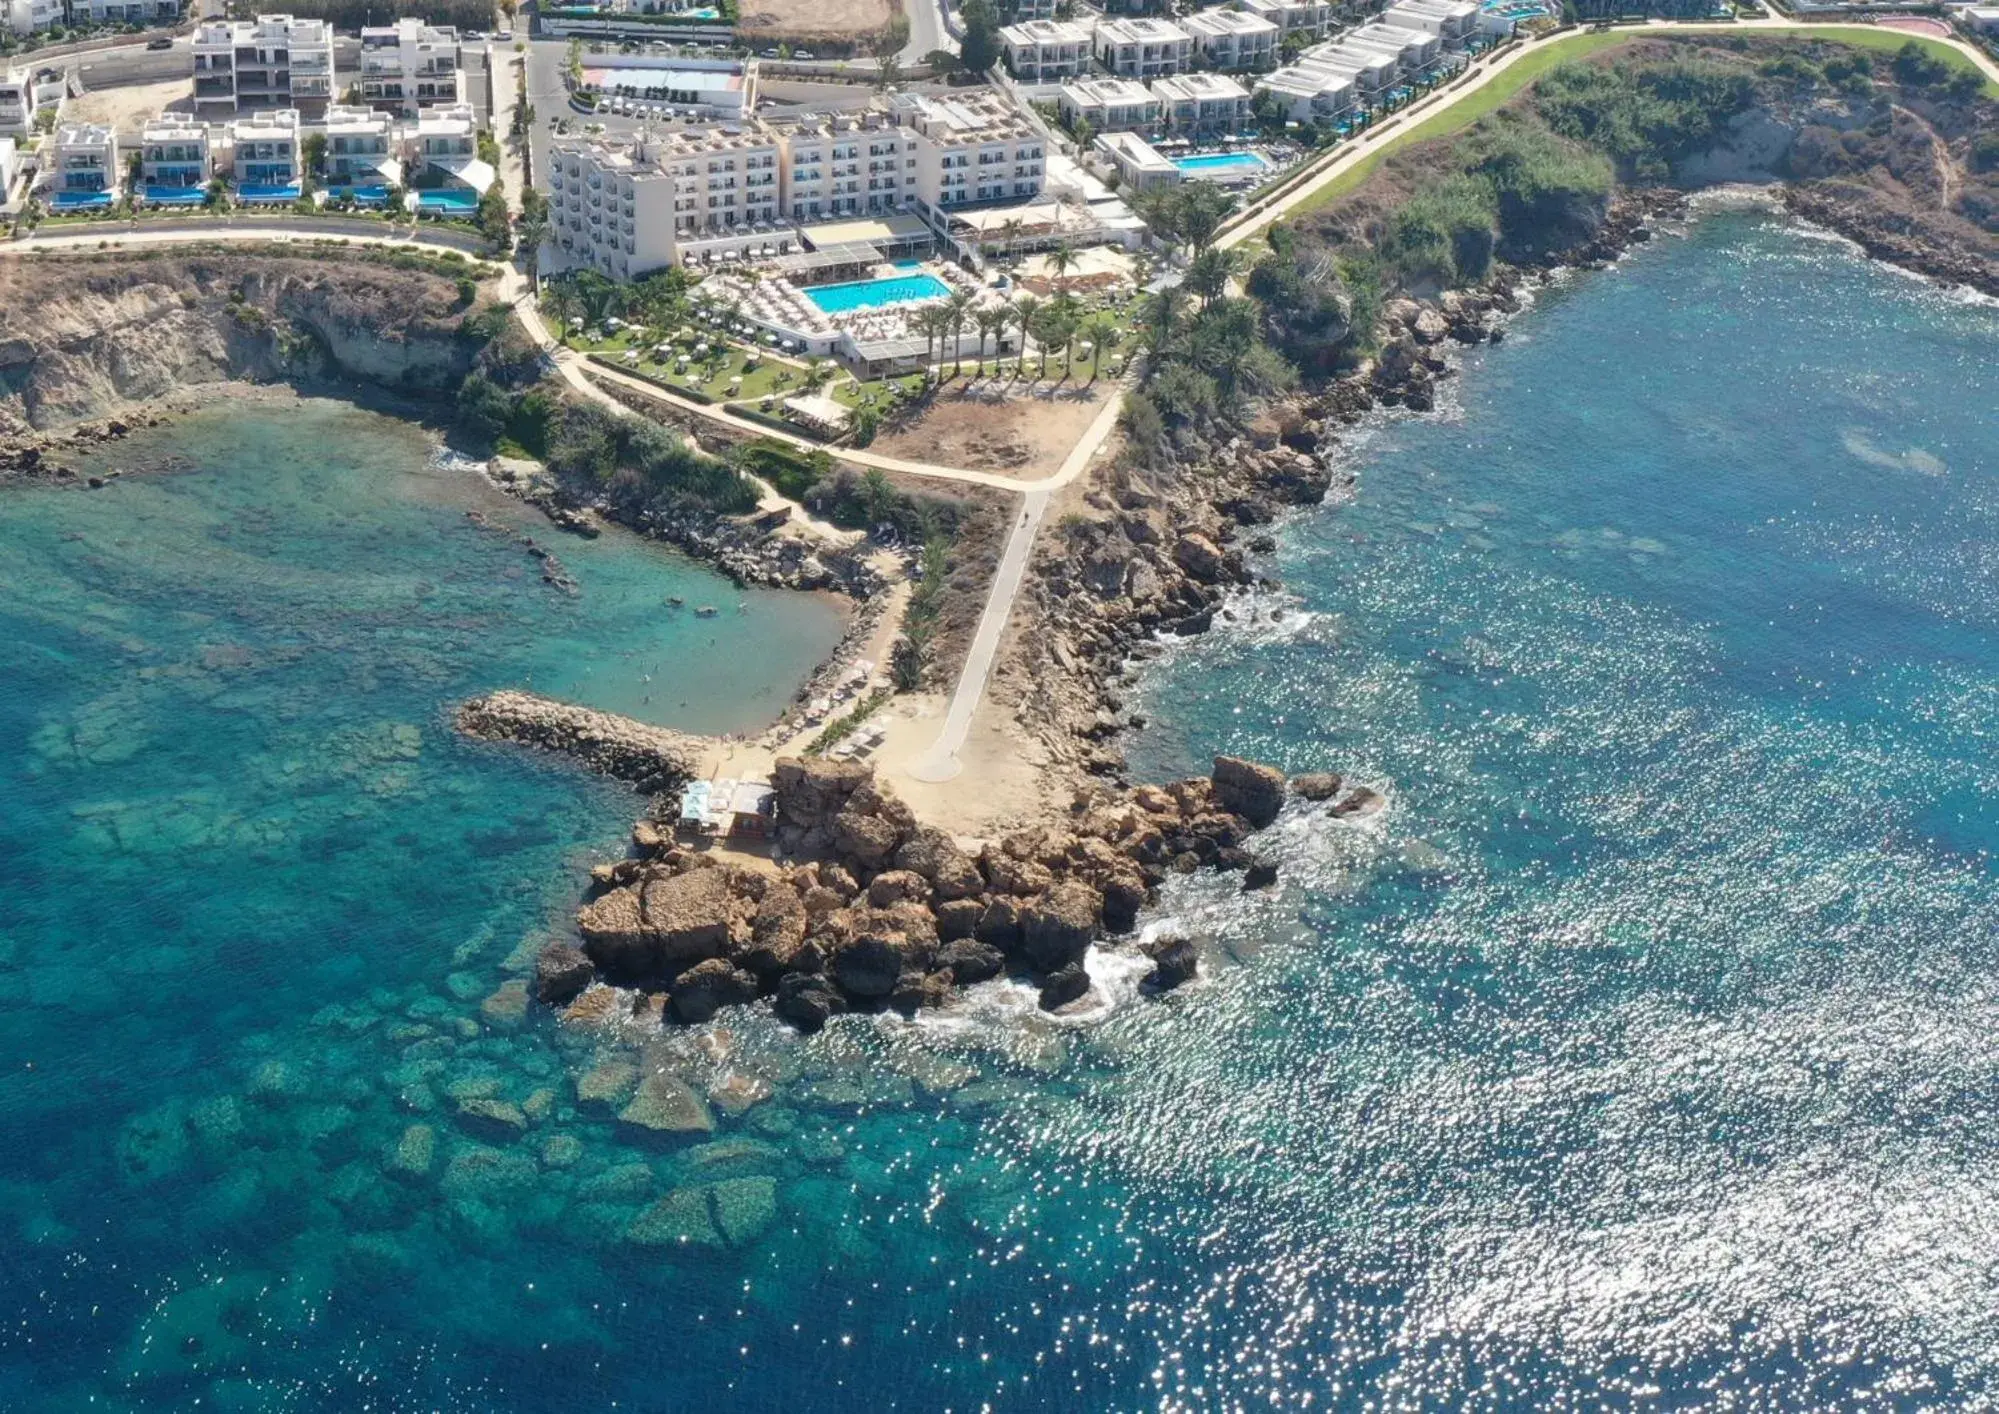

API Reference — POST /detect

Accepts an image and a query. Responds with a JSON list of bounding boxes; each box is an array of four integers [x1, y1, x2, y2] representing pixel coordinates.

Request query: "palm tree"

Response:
[[1046, 242, 1077, 294], [999, 215, 1024, 259], [918, 306, 954, 382], [1013, 294, 1042, 382], [992, 301, 1022, 378], [859, 466, 894, 522], [973, 305, 1008, 377], [944, 290, 975, 380], [1186, 245, 1244, 311], [1137, 286, 1184, 377]]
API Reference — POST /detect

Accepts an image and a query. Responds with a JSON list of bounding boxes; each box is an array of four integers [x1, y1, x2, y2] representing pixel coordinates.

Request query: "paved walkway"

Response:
[[905, 390, 1125, 783]]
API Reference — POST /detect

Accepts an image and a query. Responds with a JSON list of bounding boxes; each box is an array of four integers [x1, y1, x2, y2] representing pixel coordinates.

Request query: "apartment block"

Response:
[[137, 114, 211, 191], [1337, 23, 1443, 77], [1058, 76, 1162, 134], [1252, 61, 1359, 121], [1236, 0, 1334, 39], [1149, 72, 1252, 134], [228, 107, 302, 190], [193, 14, 336, 119], [887, 91, 1044, 211], [1091, 17, 1194, 79], [1000, 19, 1093, 83], [1181, 10, 1279, 72], [50, 121, 117, 198], [0, 62, 64, 138], [359, 18, 463, 117], [1, 0, 64, 36], [323, 104, 402, 187]]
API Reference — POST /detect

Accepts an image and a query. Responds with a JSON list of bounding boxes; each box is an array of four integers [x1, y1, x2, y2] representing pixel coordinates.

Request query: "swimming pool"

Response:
[[804, 272, 950, 314], [1173, 151, 1270, 175], [416, 188, 481, 213]]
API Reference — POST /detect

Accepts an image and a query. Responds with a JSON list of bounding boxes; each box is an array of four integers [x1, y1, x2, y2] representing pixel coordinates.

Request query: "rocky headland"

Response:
[[528, 751, 1381, 1031]]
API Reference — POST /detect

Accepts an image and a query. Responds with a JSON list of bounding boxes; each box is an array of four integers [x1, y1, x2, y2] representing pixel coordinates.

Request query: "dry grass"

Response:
[[872, 383, 1113, 478], [736, 0, 895, 43]]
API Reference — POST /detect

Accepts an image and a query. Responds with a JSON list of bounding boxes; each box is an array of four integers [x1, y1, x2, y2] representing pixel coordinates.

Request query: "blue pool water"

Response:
[[1172, 150, 1270, 174], [416, 188, 481, 213], [4, 212, 1999, 1410], [803, 271, 949, 314]]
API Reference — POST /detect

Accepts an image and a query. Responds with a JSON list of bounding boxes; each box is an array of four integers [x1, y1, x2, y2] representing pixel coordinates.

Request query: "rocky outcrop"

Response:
[[455, 690, 706, 794], [552, 755, 1369, 1028]]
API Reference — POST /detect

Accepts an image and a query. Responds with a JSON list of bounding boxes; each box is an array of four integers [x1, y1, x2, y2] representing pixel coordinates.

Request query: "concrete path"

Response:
[[904, 387, 1124, 783]]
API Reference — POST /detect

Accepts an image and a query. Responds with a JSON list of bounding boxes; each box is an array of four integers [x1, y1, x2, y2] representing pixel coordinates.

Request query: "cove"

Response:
[[1, 210, 1996, 1411]]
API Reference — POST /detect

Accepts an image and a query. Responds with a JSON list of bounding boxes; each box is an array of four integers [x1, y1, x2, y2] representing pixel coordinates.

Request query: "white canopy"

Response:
[[434, 154, 496, 195]]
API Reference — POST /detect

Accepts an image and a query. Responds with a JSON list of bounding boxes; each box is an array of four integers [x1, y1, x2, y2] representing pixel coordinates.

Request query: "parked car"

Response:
[[145, 35, 172, 49]]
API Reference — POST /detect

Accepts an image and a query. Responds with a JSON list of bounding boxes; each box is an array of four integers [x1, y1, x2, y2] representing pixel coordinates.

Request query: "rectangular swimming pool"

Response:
[[1172, 151, 1270, 176], [416, 189, 481, 213], [804, 272, 950, 314]]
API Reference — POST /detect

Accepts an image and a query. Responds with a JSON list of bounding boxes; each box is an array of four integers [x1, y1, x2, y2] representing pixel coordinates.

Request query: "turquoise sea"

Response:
[[3, 209, 1998, 1409]]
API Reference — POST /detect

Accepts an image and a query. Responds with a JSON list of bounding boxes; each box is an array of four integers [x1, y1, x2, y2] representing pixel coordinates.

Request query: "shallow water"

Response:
[[3, 213, 1998, 1410]]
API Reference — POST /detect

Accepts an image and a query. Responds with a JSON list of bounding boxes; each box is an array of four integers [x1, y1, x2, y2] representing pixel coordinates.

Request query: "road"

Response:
[[905, 391, 1124, 784]]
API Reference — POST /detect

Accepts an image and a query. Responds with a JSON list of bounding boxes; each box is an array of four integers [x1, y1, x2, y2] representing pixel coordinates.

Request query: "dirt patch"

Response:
[[873, 384, 1112, 479], [737, 0, 896, 46], [65, 78, 189, 134]]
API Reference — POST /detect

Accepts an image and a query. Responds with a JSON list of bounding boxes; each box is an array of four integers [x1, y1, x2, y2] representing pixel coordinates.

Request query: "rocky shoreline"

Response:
[[1006, 186, 1693, 791], [530, 752, 1384, 1033]]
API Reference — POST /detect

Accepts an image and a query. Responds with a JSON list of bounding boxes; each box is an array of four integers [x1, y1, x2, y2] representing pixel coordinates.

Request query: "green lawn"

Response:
[[1282, 22, 1998, 223], [576, 329, 806, 401], [1286, 31, 1639, 219]]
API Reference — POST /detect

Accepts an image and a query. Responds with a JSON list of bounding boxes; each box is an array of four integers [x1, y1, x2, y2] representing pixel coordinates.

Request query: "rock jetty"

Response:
[[545, 752, 1375, 1030], [455, 690, 706, 793]]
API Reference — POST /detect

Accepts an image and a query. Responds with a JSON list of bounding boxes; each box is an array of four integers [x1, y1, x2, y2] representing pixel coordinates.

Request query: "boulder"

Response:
[[935, 937, 1005, 985], [1038, 963, 1091, 1011], [575, 886, 649, 975], [383, 1123, 436, 1181], [575, 1058, 639, 1111], [534, 941, 594, 1006], [479, 980, 529, 1030], [974, 896, 1024, 949], [625, 1187, 723, 1249], [1241, 857, 1280, 892], [454, 1097, 528, 1143], [894, 827, 985, 900], [981, 849, 1054, 897], [670, 958, 760, 1024], [833, 934, 905, 999], [640, 869, 738, 963], [1144, 935, 1199, 992], [619, 1069, 715, 1137], [830, 808, 901, 869], [1331, 786, 1385, 818], [1173, 532, 1229, 585], [772, 972, 845, 1032], [772, 756, 870, 827], [1211, 756, 1287, 829], [709, 1175, 778, 1247], [1018, 881, 1102, 973], [1410, 306, 1449, 345], [1291, 771, 1343, 802], [936, 897, 984, 942], [866, 869, 931, 908]]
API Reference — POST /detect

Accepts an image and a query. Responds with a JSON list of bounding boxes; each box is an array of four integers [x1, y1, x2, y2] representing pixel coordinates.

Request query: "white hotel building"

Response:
[[547, 94, 1044, 281], [1236, 0, 1335, 39]]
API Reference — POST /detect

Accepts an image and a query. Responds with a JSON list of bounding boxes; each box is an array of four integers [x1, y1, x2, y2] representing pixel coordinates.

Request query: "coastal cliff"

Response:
[[0, 249, 495, 436]]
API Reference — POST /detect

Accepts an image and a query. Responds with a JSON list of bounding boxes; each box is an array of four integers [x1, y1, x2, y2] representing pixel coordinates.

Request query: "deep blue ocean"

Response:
[[3, 209, 1997, 1411]]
